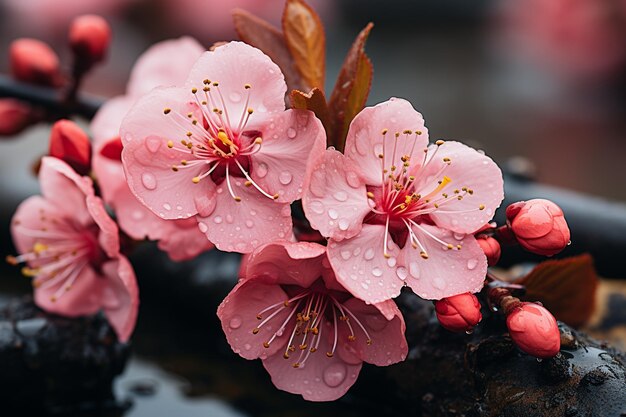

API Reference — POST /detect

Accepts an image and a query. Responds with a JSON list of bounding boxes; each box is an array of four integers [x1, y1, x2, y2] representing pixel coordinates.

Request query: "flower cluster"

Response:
[[4, 7, 574, 403]]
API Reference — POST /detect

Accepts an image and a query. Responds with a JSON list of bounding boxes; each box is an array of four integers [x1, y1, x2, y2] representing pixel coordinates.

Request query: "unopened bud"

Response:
[[69, 15, 111, 66], [506, 199, 570, 256], [49, 120, 91, 175], [435, 292, 482, 333], [0, 99, 34, 136], [476, 235, 501, 266], [9, 38, 61, 86], [506, 302, 560, 358]]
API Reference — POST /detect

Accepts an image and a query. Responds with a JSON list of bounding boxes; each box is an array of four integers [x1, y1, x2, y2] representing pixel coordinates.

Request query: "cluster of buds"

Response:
[[434, 198, 570, 358], [1, 15, 111, 139]]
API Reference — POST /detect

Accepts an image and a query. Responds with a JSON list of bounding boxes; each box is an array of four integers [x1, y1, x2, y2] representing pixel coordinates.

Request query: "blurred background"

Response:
[[0, 0, 625, 416]]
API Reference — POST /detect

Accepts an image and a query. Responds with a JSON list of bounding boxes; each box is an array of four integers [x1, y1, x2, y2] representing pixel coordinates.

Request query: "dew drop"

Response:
[[346, 171, 361, 188], [360, 282, 369, 290], [256, 163, 268, 178], [453, 233, 465, 241], [372, 267, 383, 277], [245, 220, 254, 228], [244, 343, 252, 351], [338, 219, 349, 231], [409, 262, 420, 278], [279, 171, 293, 185], [198, 222, 208, 233], [229, 315, 242, 329], [396, 267, 408, 280], [163, 203, 172, 211], [364, 248, 375, 260], [146, 136, 161, 153], [340, 250, 351, 260], [214, 216, 223, 224], [467, 258, 478, 270], [309, 200, 324, 214], [387, 257, 397, 267], [229, 92, 242, 103], [141, 172, 157, 190], [328, 209, 339, 220], [333, 191, 348, 202], [287, 127, 297, 138]]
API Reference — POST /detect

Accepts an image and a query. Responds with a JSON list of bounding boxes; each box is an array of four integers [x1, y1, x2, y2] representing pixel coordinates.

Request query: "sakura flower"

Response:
[[8, 157, 138, 342], [303, 98, 504, 303], [91, 37, 214, 261], [217, 241, 407, 401], [120, 41, 326, 253]]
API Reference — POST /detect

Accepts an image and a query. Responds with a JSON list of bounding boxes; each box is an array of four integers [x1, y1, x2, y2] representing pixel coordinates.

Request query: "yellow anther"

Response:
[[348, 335, 356, 341], [244, 181, 252, 187], [254, 137, 262, 145], [203, 86, 210, 92], [272, 194, 279, 200], [479, 204, 485, 210], [381, 129, 388, 135], [443, 157, 451, 163], [5, 255, 18, 265], [212, 82, 219, 87], [203, 79, 210, 84], [420, 251, 429, 259], [192, 177, 200, 184], [191, 88, 198, 94], [367, 192, 375, 199], [292, 363, 300, 368], [283, 353, 290, 359], [163, 108, 171, 115], [217, 130, 233, 146], [447, 244, 454, 250], [247, 108, 254, 114], [366, 339, 373, 345], [435, 140, 444, 146], [252, 328, 260, 334], [33, 242, 48, 254], [263, 342, 270, 348], [244, 84, 251, 89], [167, 140, 174, 148], [326, 352, 334, 358], [234, 196, 242, 202], [403, 130, 412, 135], [186, 131, 192, 137], [171, 166, 179, 172]]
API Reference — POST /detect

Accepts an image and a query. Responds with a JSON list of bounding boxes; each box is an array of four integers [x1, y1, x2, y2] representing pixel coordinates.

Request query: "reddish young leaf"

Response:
[[328, 23, 374, 151], [518, 254, 599, 327], [282, 0, 325, 91], [289, 88, 330, 138], [99, 136, 123, 161], [232, 8, 304, 92]]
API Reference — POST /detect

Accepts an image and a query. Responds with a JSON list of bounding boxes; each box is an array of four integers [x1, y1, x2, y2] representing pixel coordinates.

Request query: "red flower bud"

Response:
[[49, 120, 91, 175], [99, 136, 123, 161], [9, 38, 61, 86], [506, 199, 570, 256], [0, 99, 34, 136], [476, 235, 501, 266], [69, 15, 111, 65], [435, 292, 482, 333], [506, 302, 560, 358]]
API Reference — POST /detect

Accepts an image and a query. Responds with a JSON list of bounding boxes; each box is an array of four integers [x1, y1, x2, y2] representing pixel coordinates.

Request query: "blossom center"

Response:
[[7, 210, 105, 302], [252, 283, 372, 369], [162, 81, 278, 202]]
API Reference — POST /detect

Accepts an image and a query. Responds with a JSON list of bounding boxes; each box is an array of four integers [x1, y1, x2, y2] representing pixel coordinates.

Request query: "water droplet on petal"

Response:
[[245, 220, 254, 228], [346, 171, 360, 188], [338, 218, 350, 231], [141, 173, 157, 190], [287, 127, 297, 138], [396, 267, 408, 280], [453, 233, 465, 241], [229, 92, 242, 103], [372, 267, 383, 277], [467, 258, 478, 270], [309, 200, 324, 214], [364, 248, 375, 260], [163, 203, 172, 211], [146, 136, 161, 153], [244, 343, 251, 351], [198, 222, 208, 233], [340, 250, 351, 260], [409, 262, 420, 278], [214, 216, 223, 224], [334, 191, 348, 202], [328, 209, 339, 220], [229, 315, 242, 329], [279, 171, 293, 185], [387, 257, 397, 267], [256, 163, 268, 178]]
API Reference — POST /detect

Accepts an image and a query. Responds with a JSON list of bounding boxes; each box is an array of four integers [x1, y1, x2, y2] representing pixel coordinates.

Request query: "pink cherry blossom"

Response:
[[91, 37, 214, 261], [120, 41, 326, 253], [303, 98, 504, 303], [217, 241, 407, 401], [8, 157, 138, 342]]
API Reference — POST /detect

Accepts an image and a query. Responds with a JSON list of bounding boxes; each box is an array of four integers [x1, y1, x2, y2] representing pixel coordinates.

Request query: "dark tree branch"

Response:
[[0, 74, 103, 119]]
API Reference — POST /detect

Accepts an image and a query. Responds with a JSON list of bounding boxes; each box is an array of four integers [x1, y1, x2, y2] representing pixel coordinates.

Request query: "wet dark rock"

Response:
[[0, 296, 130, 415]]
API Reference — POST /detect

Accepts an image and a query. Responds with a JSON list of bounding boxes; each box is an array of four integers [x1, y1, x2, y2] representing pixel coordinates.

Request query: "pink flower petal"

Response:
[[217, 278, 294, 360], [10, 195, 61, 256], [262, 323, 363, 401], [121, 118, 218, 220], [243, 242, 326, 288], [86, 194, 120, 258], [197, 181, 292, 253], [184, 42, 286, 129], [336, 298, 407, 366], [119, 86, 195, 145], [91, 95, 133, 145], [397, 224, 487, 300], [344, 98, 429, 186], [251, 109, 326, 203], [303, 149, 369, 241], [34, 265, 104, 317], [39, 157, 94, 226], [413, 141, 504, 234], [156, 217, 214, 261], [127, 37, 204, 98], [92, 134, 127, 204], [100, 256, 139, 343], [327, 224, 402, 304]]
